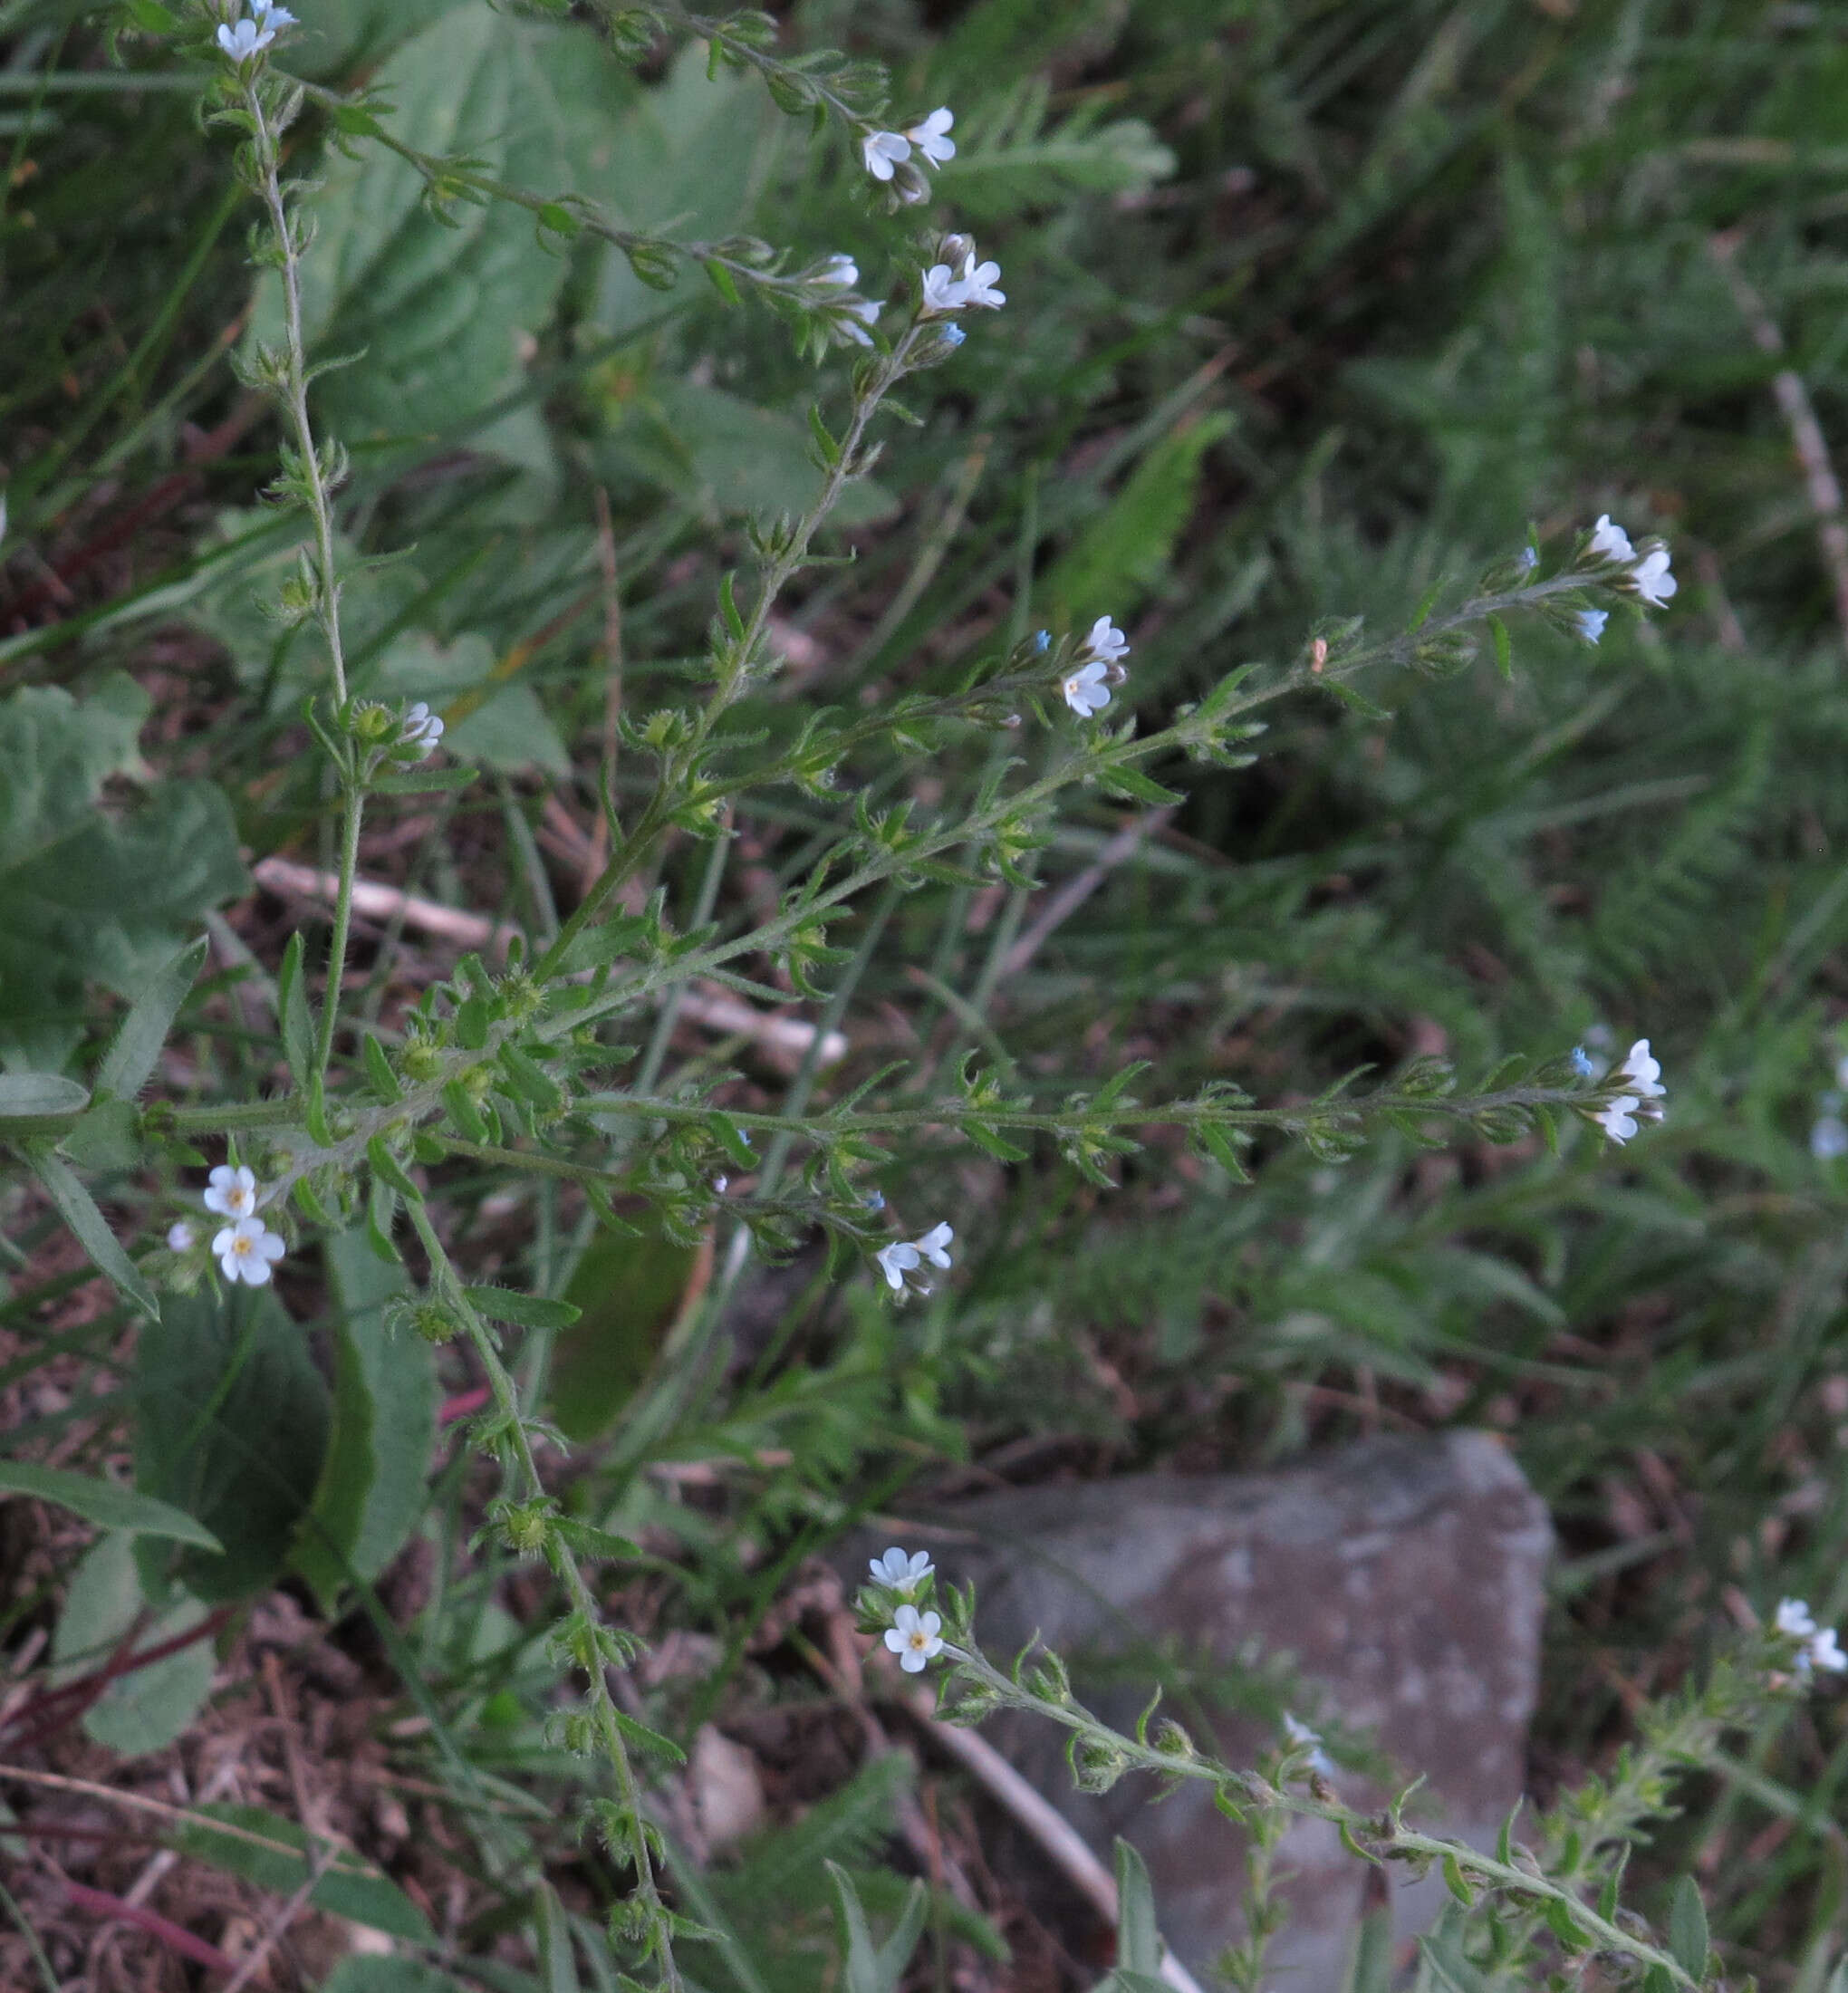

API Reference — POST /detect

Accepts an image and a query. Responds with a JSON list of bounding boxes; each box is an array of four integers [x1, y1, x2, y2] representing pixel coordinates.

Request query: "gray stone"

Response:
[[882, 1432, 1550, 1985]]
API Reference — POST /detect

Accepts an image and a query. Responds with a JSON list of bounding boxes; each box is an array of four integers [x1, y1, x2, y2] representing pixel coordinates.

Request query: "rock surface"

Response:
[[882, 1431, 1551, 1983]]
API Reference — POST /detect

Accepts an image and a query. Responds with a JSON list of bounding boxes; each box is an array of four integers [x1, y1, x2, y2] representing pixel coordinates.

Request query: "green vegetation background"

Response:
[[7, 0, 1848, 1981]]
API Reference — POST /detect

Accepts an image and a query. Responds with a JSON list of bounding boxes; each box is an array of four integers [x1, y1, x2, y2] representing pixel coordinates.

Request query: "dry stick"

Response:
[[1708, 232, 1848, 656], [216, 1849, 332, 1993], [249, 856, 848, 1066], [1000, 807, 1179, 980], [897, 1693, 1207, 1993]]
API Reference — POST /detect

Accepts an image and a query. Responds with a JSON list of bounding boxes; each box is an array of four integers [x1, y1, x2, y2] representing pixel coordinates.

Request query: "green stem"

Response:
[[248, 81, 350, 706], [315, 789, 364, 1079], [405, 1200, 679, 1987]]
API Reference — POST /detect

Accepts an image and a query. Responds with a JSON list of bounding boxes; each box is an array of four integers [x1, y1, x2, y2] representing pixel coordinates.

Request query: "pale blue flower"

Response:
[[217, 16, 272, 58], [400, 700, 444, 758], [167, 1220, 196, 1253], [1576, 610, 1608, 644], [1031, 630, 1051, 653], [1812, 1117, 1848, 1160], [1569, 1046, 1595, 1078], [938, 323, 966, 348], [869, 1546, 934, 1594], [1516, 546, 1538, 573]]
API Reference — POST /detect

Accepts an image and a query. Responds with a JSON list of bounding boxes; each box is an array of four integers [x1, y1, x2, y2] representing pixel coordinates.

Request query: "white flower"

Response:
[[1283, 1713, 1334, 1775], [954, 251, 1004, 310], [1516, 546, 1539, 573], [870, 1546, 935, 1593], [216, 14, 274, 59], [400, 701, 444, 758], [920, 262, 965, 314], [1631, 546, 1677, 607], [836, 298, 880, 347], [1063, 660, 1112, 717], [1576, 610, 1608, 644], [204, 1163, 259, 1219], [883, 1603, 945, 1673], [213, 1216, 286, 1286], [862, 130, 910, 181], [167, 1220, 196, 1253], [1814, 1117, 1848, 1161], [906, 107, 956, 167], [914, 1222, 953, 1269], [816, 255, 858, 287], [1806, 1627, 1847, 1675], [1587, 514, 1634, 563], [1776, 1597, 1819, 1638], [1595, 1096, 1640, 1144], [875, 1240, 920, 1291], [252, 1, 297, 22], [1080, 614, 1130, 665], [1618, 1039, 1665, 1098]]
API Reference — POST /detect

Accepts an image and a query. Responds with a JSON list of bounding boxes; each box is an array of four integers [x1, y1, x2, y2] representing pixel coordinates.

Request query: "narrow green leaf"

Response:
[[96, 935, 207, 1103], [361, 1035, 401, 1102], [1487, 611, 1513, 681], [27, 1146, 159, 1316], [367, 1136, 422, 1203], [442, 1079, 487, 1142], [1113, 1838, 1160, 1975], [276, 932, 317, 1092], [1441, 1852, 1473, 1905], [464, 1285, 582, 1330], [0, 1461, 220, 1549], [534, 1882, 582, 1993]]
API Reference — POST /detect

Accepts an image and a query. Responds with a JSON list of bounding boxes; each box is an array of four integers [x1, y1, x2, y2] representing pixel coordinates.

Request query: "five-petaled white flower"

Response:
[[1595, 1096, 1640, 1144], [1618, 1039, 1664, 1098], [1063, 660, 1112, 718], [1631, 546, 1677, 607], [952, 251, 1004, 310], [884, 1603, 945, 1672], [1777, 1597, 1818, 1638], [204, 1163, 259, 1219], [870, 1546, 935, 1594], [167, 1220, 196, 1253], [1080, 615, 1131, 665], [1587, 514, 1634, 563], [213, 1216, 286, 1286], [400, 701, 444, 758], [1576, 610, 1608, 645], [906, 108, 956, 168], [862, 130, 910, 181], [1282, 1713, 1334, 1775], [920, 262, 966, 314]]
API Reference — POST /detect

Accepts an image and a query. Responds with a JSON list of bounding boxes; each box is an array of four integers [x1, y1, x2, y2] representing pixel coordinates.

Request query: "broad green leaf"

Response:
[[0, 1461, 219, 1549], [0, 1071, 89, 1131], [290, 1230, 438, 1615], [553, 36, 782, 337], [51, 1534, 214, 1757], [605, 379, 898, 530], [0, 677, 245, 1067], [465, 1285, 582, 1331], [246, 9, 571, 462], [171, 1804, 435, 1943], [27, 1146, 159, 1316], [373, 631, 570, 775], [1040, 412, 1236, 630], [95, 935, 208, 1102], [548, 1226, 702, 1441], [1668, 1875, 1709, 1981], [133, 1287, 330, 1603]]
